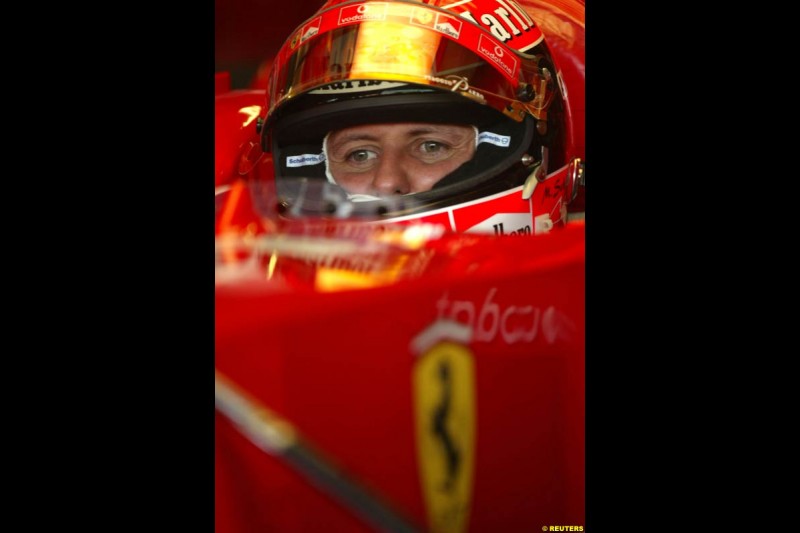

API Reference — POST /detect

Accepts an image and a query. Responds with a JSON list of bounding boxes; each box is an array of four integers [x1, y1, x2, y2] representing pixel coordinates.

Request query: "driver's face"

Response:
[[325, 123, 476, 195]]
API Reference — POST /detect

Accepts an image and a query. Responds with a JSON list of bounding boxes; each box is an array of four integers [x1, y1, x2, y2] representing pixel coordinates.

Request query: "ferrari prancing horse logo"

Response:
[[412, 321, 475, 533]]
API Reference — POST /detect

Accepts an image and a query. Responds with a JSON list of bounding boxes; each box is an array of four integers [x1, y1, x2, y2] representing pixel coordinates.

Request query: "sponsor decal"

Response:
[[308, 80, 407, 94], [410, 8, 463, 40], [456, 0, 542, 52], [300, 16, 322, 44], [468, 213, 532, 236], [286, 153, 325, 167], [411, 320, 475, 533], [434, 288, 577, 345], [338, 2, 388, 25], [477, 131, 510, 147], [435, 12, 463, 39], [423, 75, 484, 102], [477, 33, 516, 77], [411, 7, 434, 26]]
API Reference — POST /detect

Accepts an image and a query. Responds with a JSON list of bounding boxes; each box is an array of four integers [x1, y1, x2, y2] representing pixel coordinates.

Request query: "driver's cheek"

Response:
[[332, 167, 375, 194], [405, 156, 460, 192]]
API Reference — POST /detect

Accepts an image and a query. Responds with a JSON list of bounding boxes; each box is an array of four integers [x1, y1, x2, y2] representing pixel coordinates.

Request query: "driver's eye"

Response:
[[421, 141, 445, 153], [347, 150, 377, 163]]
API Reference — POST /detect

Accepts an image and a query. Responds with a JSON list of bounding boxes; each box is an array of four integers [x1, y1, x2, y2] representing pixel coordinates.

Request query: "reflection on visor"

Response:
[[251, 178, 427, 221], [270, 1, 554, 121], [351, 20, 440, 80]]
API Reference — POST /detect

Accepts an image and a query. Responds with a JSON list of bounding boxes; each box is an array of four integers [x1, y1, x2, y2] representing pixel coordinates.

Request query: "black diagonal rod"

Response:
[[215, 370, 420, 533]]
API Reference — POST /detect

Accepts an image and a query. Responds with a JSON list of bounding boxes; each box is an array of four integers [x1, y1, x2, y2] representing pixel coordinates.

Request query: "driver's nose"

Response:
[[371, 149, 411, 195]]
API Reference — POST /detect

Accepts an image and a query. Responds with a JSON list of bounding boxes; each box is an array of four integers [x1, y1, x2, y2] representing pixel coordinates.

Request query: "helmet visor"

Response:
[[268, 1, 554, 123]]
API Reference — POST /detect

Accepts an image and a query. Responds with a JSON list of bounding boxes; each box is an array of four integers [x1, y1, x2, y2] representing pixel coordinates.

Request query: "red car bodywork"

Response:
[[215, 1, 585, 531]]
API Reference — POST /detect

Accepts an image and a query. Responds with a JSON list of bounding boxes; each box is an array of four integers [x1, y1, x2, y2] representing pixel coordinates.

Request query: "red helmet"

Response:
[[255, 0, 583, 235]]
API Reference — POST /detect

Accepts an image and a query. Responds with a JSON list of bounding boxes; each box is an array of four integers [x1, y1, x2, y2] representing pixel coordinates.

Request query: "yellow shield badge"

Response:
[[411, 320, 476, 533]]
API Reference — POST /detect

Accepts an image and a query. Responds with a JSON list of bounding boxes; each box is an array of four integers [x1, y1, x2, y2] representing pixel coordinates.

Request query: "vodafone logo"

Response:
[[477, 34, 516, 77], [338, 2, 387, 25]]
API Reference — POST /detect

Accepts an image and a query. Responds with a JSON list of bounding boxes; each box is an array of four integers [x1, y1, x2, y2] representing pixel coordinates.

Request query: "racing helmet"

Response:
[[258, 0, 583, 235]]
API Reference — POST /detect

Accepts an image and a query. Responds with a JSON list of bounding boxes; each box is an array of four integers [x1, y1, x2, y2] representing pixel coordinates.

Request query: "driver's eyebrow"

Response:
[[406, 127, 444, 136], [331, 133, 379, 144], [332, 127, 460, 145]]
